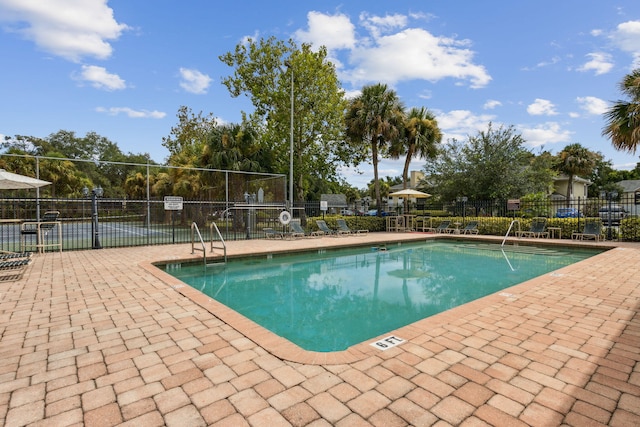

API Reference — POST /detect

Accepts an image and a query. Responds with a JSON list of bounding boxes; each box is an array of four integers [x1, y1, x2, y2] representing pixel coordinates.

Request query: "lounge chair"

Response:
[[316, 220, 342, 236], [336, 219, 368, 235], [572, 219, 602, 241], [20, 211, 61, 252], [0, 252, 32, 282], [424, 220, 452, 233], [461, 221, 479, 235], [517, 217, 549, 238], [263, 227, 284, 239], [288, 221, 321, 239], [0, 251, 32, 260]]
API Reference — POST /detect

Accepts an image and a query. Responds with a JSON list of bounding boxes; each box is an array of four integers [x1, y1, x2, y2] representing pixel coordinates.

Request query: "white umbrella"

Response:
[[389, 189, 431, 198], [0, 169, 51, 190]]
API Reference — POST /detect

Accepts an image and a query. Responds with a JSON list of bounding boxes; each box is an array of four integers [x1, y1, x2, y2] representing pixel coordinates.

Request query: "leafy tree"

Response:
[[629, 162, 640, 179], [124, 171, 151, 200], [305, 175, 347, 202], [0, 146, 38, 175], [2, 131, 154, 198], [162, 106, 216, 162], [203, 123, 267, 172], [602, 68, 640, 153], [423, 123, 549, 201], [526, 150, 557, 196], [161, 107, 221, 199], [202, 122, 273, 201], [345, 83, 405, 215], [555, 143, 600, 205], [363, 176, 400, 208], [587, 155, 627, 197], [220, 37, 350, 204]]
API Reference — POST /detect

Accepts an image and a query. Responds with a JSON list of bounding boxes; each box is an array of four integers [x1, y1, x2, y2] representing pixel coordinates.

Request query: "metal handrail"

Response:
[[502, 219, 520, 247], [209, 222, 227, 264], [190, 222, 206, 266]]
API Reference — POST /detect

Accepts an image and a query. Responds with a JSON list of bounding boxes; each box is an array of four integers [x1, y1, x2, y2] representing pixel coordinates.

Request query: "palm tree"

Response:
[[602, 68, 640, 153], [345, 83, 404, 215], [391, 107, 442, 188], [556, 143, 599, 206], [390, 107, 442, 211]]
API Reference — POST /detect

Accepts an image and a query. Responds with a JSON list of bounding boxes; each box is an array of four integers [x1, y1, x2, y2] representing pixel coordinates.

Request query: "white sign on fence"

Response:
[[164, 196, 184, 211]]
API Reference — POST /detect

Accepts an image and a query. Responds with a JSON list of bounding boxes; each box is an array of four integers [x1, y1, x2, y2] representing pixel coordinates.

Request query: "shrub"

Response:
[[620, 217, 640, 241]]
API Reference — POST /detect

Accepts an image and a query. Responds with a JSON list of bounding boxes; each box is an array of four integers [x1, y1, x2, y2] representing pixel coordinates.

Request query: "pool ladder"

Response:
[[191, 222, 227, 267], [502, 220, 521, 247]]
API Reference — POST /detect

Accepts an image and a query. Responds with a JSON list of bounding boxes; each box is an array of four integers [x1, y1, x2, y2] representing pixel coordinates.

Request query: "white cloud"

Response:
[[534, 55, 561, 69], [577, 52, 614, 75], [613, 161, 637, 170], [347, 28, 491, 88], [605, 20, 640, 68], [435, 110, 496, 142], [0, 0, 129, 62], [178, 68, 212, 94], [343, 89, 361, 100], [359, 12, 407, 38], [295, 11, 491, 89], [576, 96, 609, 115], [295, 11, 356, 50], [96, 107, 165, 119], [527, 99, 558, 116], [483, 100, 502, 110], [519, 122, 572, 148], [417, 90, 433, 100], [75, 65, 125, 91]]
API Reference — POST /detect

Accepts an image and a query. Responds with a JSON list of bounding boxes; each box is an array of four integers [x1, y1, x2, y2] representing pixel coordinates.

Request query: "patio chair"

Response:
[[288, 221, 321, 239], [516, 217, 549, 238], [336, 218, 368, 235], [316, 220, 342, 236], [461, 220, 479, 235], [424, 220, 452, 233], [263, 227, 284, 239], [20, 210, 61, 252], [572, 219, 603, 241]]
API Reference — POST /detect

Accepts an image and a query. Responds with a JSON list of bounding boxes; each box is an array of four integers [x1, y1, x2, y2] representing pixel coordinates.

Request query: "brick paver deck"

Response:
[[1, 233, 639, 426]]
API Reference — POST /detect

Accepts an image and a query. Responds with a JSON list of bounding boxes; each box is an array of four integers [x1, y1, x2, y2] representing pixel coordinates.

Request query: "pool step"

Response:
[[454, 243, 567, 256]]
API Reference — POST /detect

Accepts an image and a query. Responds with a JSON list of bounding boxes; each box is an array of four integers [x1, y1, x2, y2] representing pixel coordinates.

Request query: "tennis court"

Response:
[[0, 214, 198, 252]]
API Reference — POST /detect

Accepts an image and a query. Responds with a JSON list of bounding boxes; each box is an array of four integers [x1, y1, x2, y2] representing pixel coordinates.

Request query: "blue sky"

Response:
[[1, 1, 640, 189]]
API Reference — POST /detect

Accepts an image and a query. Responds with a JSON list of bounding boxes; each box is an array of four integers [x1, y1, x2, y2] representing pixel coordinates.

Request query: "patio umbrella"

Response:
[[0, 169, 50, 190], [389, 188, 432, 217], [389, 189, 432, 198]]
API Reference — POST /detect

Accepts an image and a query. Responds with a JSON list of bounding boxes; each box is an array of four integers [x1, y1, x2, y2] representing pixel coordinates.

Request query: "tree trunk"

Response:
[[372, 140, 382, 216], [402, 147, 413, 213], [565, 174, 574, 207]]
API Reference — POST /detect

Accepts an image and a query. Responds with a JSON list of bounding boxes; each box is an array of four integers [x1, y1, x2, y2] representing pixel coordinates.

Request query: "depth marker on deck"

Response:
[[370, 335, 405, 350]]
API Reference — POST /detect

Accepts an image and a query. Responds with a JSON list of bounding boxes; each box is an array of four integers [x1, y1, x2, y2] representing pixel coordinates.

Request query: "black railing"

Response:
[[1, 194, 639, 252]]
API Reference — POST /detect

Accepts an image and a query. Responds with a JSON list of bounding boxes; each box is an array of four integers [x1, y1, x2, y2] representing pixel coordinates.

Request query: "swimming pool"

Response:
[[163, 241, 603, 352]]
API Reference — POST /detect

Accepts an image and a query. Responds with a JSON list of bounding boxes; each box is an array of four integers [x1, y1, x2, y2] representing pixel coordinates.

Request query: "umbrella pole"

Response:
[[36, 157, 41, 222]]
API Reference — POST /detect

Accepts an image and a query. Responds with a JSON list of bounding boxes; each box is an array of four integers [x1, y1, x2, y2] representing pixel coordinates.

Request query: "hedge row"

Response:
[[305, 215, 640, 241]]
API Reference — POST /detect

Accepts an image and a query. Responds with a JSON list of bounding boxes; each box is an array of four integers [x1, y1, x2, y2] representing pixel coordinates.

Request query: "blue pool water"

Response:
[[163, 241, 602, 352]]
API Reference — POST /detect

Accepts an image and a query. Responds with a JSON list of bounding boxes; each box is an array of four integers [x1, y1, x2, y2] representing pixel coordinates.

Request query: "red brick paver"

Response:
[[1, 234, 639, 426]]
